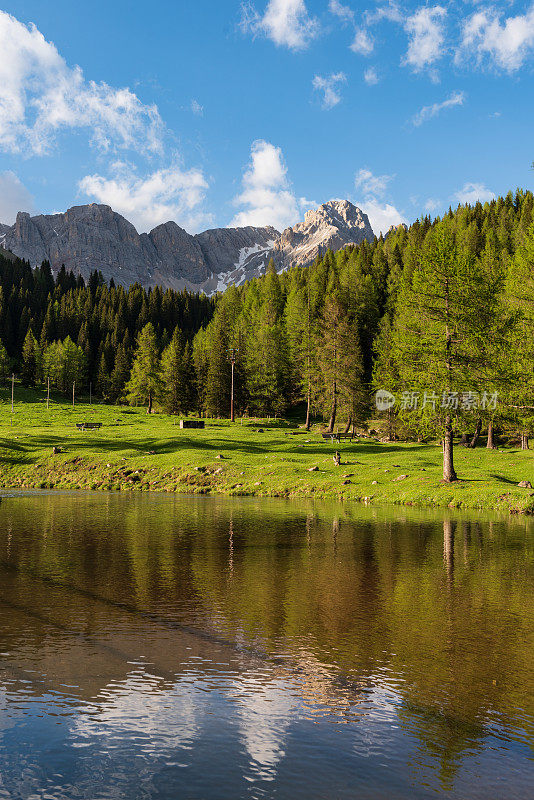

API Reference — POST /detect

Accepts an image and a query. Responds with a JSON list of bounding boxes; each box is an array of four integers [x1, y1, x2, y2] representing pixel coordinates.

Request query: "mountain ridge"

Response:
[[0, 199, 374, 293]]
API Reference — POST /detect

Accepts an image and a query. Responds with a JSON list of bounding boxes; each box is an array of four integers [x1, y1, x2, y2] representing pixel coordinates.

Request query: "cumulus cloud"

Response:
[[0, 171, 36, 224], [358, 198, 405, 236], [0, 10, 163, 157], [355, 167, 393, 197], [350, 28, 374, 55], [364, 66, 379, 85], [231, 140, 301, 230], [453, 182, 495, 206], [191, 99, 203, 116], [354, 167, 404, 235], [78, 161, 210, 233], [410, 90, 465, 127], [457, 6, 534, 71], [312, 72, 346, 109], [241, 0, 319, 50], [403, 6, 447, 71]]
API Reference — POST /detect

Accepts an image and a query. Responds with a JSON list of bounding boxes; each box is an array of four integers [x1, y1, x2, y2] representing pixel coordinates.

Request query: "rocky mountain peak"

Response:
[[0, 199, 375, 294], [271, 200, 374, 271], [302, 199, 370, 231]]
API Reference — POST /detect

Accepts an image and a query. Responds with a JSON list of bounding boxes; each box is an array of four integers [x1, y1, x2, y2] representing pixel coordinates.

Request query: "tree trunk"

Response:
[[468, 418, 482, 448], [343, 416, 352, 434], [387, 408, 394, 442], [442, 417, 458, 482], [304, 381, 311, 431], [327, 380, 337, 433], [486, 420, 495, 449], [521, 432, 530, 450], [147, 390, 152, 415], [460, 432, 469, 446]]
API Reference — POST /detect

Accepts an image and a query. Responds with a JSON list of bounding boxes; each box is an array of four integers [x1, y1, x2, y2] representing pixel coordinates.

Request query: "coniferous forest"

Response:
[[1, 189, 533, 475]]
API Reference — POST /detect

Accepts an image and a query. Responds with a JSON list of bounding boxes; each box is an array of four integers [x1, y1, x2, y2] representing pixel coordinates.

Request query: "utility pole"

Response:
[[47, 377, 50, 410], [72, 381, 75, 410], [227, 348, 238, 423], [89, 381, 92, 405], [11, 373, 14, 413]]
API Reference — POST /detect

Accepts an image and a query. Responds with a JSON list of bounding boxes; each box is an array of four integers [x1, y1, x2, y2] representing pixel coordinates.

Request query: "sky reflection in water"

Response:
[[0, 492, 532, 799]]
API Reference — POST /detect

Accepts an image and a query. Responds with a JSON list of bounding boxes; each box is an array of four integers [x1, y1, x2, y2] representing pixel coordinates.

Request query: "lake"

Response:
[[0, 492, 532, 799]]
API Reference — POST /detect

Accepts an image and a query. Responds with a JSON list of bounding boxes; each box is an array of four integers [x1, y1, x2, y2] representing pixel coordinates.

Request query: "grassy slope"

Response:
[[0, 387, 532, 513]]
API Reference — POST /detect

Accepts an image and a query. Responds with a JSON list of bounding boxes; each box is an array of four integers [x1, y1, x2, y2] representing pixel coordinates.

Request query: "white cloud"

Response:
[[403, 6, 447, 71], [453, 182, 495, 206], [328, 0, 354, 24], [424, 197, 441, 212], [350, 28, 374, 55], [354, 167, 403, 236], [312, 72, 346, 109], [355, 167, 393, 197], [457, 7, 534, 71], [411, 90, 465, 127], [0, 10, 163, 156], [191, 99, 203, 116], [0, 171, 35, 223], [357, 198, 406, 236], [241, 0, 319, 51], [78, 161, 210, 233], [364, 2, 403, 26], [231, 139, 301, 230], [364, 66, 379, 84]]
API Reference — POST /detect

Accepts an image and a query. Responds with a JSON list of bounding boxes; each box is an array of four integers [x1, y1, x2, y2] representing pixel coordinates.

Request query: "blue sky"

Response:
[[0, 0, 533, 235]]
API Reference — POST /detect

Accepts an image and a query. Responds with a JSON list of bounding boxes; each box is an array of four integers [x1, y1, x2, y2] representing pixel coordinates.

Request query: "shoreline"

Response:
[[1, 457, 532, 514], [1, 395, 532, 515]]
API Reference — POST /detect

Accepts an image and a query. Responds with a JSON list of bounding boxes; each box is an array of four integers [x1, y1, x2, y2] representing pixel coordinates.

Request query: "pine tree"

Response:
[[160, 327, 196, 414], [21, 328, 40, 386], [125, 323, 162, 412], [205, 309, 231, 417], [0, 339, 9, 382], [110, 343, 131, 402], [96, 353, 111, 399]]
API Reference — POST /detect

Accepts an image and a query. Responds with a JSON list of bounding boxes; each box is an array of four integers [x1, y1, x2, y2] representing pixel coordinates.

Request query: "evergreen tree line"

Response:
[[0, 189, 533, 479], [0, 257, 215, 400]]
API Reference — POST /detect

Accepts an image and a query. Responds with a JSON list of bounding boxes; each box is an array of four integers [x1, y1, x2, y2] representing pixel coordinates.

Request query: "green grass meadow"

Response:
[[0, 386, 532, 513]]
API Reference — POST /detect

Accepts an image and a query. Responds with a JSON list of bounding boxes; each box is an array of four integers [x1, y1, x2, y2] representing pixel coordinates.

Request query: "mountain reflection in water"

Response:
[[0, 492, 532, 800]]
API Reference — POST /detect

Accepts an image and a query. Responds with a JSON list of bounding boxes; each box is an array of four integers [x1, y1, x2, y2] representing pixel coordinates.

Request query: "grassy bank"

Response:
[[0, 387, 532, 513]]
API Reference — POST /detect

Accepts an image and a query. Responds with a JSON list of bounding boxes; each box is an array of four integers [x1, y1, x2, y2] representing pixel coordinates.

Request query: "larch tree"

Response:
[[506, 223, 534, 448], [125, 323, 162, 412], [391, 218, 505, 481]]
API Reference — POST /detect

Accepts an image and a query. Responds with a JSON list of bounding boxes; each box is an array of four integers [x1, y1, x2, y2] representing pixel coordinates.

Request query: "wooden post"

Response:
[[72, 381, 75, 410], [11, 373, 14, 413], [47, 377, 50, 410], [89, 381, 92, 405]]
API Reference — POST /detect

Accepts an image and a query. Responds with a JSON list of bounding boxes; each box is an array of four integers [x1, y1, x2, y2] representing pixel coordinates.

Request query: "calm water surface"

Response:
[[0, 492, 532, 799]]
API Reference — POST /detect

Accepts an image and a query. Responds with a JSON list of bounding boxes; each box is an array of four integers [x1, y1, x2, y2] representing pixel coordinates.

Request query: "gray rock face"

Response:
[[272, 200, 374, 269], [0, 199, 374, 293]]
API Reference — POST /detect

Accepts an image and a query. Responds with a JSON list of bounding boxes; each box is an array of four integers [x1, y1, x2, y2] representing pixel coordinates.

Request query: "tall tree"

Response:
[[160, 327, 196, 414], [391, 219, 506, 481], [125, 323, 162, 412], [506, 223, 534, 448]]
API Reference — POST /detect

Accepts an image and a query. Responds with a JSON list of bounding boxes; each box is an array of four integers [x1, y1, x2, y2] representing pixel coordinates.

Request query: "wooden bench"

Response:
[[321, 432, 353, 443], [76, 422, 102, 431]]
